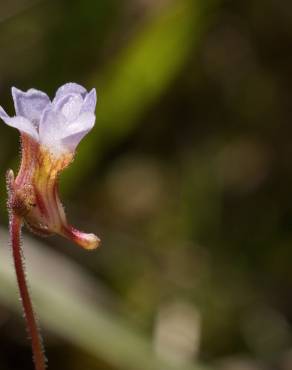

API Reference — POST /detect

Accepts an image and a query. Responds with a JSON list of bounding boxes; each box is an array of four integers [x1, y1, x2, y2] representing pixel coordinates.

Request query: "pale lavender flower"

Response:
[[2, 84, 100, 370], [1, 83, 100, 249], [0, 82, 97, 156]]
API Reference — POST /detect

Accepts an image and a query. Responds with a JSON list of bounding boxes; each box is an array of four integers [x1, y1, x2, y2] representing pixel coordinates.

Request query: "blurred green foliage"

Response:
[[63, 0, 202, 193], [1, 0, 292, 370]]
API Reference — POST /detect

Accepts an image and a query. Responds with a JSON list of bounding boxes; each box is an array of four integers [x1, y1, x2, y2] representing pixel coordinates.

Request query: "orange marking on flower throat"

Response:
[[12, 137, 73, 236]]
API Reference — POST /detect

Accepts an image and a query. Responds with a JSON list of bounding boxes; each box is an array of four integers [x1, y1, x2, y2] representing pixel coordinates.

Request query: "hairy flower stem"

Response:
[[2, 83, 100, 370], [10, 213, 46, 370]]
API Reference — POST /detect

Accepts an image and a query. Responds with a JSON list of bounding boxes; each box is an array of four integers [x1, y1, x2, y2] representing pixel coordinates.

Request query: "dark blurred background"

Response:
[[0, 0, 292, 369]]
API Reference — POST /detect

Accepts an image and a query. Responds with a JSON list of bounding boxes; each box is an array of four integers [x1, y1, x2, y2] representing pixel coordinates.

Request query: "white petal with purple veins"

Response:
[[39, 109, 95, 155], [62, 112, 96, 138], [0, 106, 39, 141], [59, 112, 95, 152], [12, 87, 50, 125], [39, 108, 67, 154], [53, 83, 87, 103], [80, 88, 97, 114], [1, 83, 97, 156], [60, 112, 95, 152], [55, 93, 83, 122], [61, 131, 91, 152]]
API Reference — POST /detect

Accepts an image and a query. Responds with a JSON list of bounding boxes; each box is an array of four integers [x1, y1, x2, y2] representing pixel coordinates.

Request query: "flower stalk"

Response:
[[1, 83, 101, 369], [8, 171, 46, 370]]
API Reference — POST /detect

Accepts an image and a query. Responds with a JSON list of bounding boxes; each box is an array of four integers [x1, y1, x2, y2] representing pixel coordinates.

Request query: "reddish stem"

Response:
[[10, 213, 46, 370]]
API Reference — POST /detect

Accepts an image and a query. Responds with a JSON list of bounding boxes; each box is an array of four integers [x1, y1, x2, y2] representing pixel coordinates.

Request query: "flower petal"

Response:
[[61, 112, 96, 137], [0, 106, 39, 141], [80, 88, 97, 114], [54, 93, 83, 122], [12, 87, 50, 125], [61, 131, 91, 152], [39, 108, 67, 154], [61, 112, 96, 152], [53, 83, 87, 103], [39, 109, 95, 154]]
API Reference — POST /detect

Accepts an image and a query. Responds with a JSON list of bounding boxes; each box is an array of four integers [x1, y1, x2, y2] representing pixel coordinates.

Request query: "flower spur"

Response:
[[1, 83, 100, 370]]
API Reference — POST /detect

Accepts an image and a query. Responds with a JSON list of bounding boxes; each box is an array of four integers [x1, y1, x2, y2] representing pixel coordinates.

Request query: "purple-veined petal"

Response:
[[12, 87, 50, 125], [60, 112, 95, 152], [39, 109, 95, 154], [0, 106, 39, 141], [61, 112, 95, 138], [54, 93, 83, 122], [39, 108, 67, 154], [53, 83, 87, 103], [61, 130, 91, 152], [80, 88, 97, 114]]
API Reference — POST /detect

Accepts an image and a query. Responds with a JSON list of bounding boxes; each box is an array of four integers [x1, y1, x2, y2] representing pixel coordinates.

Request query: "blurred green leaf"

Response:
[[0, 229, 210, 370], [62, 0, 204, 193]]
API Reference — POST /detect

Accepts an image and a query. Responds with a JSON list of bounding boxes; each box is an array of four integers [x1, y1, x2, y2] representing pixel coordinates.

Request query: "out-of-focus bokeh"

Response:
[[0, 0, 292, 369]]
